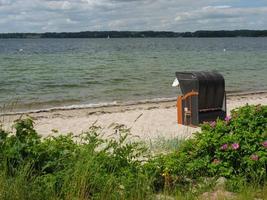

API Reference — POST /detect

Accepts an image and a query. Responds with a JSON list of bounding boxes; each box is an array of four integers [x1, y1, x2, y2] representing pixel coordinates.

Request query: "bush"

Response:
[[145, 104, 267, 191], [0, 104, 266, 199], [0, 118, 153, 200]]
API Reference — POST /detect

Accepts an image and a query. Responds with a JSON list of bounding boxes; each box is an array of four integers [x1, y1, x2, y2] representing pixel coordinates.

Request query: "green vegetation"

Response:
[[0, 30, 267, 38], [0, 104, 266, 199], [146, 105, 267, 193], [0, 121, 152, 200]]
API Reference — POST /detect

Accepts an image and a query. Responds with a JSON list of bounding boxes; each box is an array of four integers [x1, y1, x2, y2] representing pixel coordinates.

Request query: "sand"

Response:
[[1, 92, 267, 142]]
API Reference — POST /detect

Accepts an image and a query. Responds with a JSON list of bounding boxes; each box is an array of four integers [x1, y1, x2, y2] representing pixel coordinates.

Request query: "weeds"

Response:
[[0, 104, 266, 199], [145, 104, 267, 196], [0, 117, 152, 200], [149, 136, 186, 154]]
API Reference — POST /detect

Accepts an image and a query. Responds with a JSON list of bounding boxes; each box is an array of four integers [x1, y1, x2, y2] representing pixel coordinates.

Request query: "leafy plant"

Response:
[[0, 118, 152, 200], [0, 104, 266, 199], [146, 104, 267, 191]]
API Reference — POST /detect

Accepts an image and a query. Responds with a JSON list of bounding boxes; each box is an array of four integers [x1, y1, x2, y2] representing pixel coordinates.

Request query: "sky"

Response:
[[0, 0, 267, 33]]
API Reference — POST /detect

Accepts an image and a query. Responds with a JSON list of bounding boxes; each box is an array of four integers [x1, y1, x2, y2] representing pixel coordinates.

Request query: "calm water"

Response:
[[0, 38, 267, 112]]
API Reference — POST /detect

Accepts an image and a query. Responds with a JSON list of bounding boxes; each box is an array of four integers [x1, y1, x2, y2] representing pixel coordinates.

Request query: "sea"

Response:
[[0, 37, 267, 113]]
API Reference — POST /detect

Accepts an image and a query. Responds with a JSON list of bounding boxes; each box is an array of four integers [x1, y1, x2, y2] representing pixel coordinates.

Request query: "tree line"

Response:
[[0, 30, 267, 38]]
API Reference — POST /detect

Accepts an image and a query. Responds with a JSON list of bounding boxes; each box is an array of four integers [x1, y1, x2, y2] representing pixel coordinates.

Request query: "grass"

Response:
[[148, 136, 186, 154], [0, 104, 266, 199]]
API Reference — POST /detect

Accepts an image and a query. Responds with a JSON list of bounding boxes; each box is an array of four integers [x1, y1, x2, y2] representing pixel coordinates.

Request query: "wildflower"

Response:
[[220, 144, 228, 150], [231, 143, 240, 150], [250, 154, 259, 161], [210, 121, 216, 128], [212, 159, 220, 164], [224, 116, 231, 123], [262, 141, 267, 148]]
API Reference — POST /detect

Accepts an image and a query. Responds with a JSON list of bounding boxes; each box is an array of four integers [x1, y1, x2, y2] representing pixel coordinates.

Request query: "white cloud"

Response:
[[45, 1, 72, 10], [0, 0, 267, 32], [174, 5, 267, 30], [175, 6, 267, 22], [0, 0, 14, 6]]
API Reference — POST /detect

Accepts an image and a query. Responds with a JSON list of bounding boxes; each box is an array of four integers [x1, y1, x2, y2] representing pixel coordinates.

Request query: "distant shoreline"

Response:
[[1, 30, 267, 39]]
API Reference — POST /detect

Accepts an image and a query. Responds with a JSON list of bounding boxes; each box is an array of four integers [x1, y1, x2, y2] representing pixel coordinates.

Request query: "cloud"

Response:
[[175, 5, 267, 22], [0, 0, 14, 6], [0, 0, 267, 32], [174, 5, 267, 30]]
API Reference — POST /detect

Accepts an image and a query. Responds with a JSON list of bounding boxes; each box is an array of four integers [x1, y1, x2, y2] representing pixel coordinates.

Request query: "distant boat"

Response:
[[107, 35, 110, 39]]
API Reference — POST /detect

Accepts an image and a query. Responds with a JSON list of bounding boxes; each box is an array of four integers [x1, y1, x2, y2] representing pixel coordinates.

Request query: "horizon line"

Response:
[[1, 29, 267, 34]]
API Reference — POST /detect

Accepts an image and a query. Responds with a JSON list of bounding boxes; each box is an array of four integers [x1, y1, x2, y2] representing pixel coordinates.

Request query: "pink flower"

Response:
[[250, 154, 259, 161], [224, 116, 231, 123], [231, 143, 240, 150], [262, 141, 267, 148], [210, 121, 216, 128], [220, 144, 228, 150]]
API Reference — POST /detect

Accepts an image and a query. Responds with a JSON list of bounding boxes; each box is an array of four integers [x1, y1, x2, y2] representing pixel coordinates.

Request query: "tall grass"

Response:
[[0, 118, 154, 200], [149, 136, 186, 154]]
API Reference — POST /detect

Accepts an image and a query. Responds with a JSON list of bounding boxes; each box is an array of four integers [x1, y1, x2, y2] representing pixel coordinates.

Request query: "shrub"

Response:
[[146, 104, 267, 191], [0, 104, 266, 199], [0, 118, 153, 200]]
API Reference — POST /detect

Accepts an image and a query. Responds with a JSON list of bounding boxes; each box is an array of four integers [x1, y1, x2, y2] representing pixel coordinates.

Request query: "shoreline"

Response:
[[1, 91, 267, 141], [1, 90, 267, 116]]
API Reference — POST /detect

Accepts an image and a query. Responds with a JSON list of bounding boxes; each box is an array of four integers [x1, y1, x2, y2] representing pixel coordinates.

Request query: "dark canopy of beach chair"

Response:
[[175, 71, 225, 110], [175, 71, 226, 126]]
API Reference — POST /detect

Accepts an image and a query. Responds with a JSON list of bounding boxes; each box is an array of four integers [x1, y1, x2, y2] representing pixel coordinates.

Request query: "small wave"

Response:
[[44, 83, 82, 89], [109, 78, 128, 83], [0, 101, 118, 116], [0, 97, 178, 116], [1, 90, 266, 116]]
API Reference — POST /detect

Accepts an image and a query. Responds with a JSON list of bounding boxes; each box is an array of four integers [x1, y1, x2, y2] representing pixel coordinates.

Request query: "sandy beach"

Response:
[[1, 91, 267, 142]]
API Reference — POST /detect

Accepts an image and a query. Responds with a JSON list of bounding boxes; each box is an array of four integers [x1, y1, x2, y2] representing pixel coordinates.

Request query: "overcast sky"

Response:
[[0, 0, 267, 33]]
